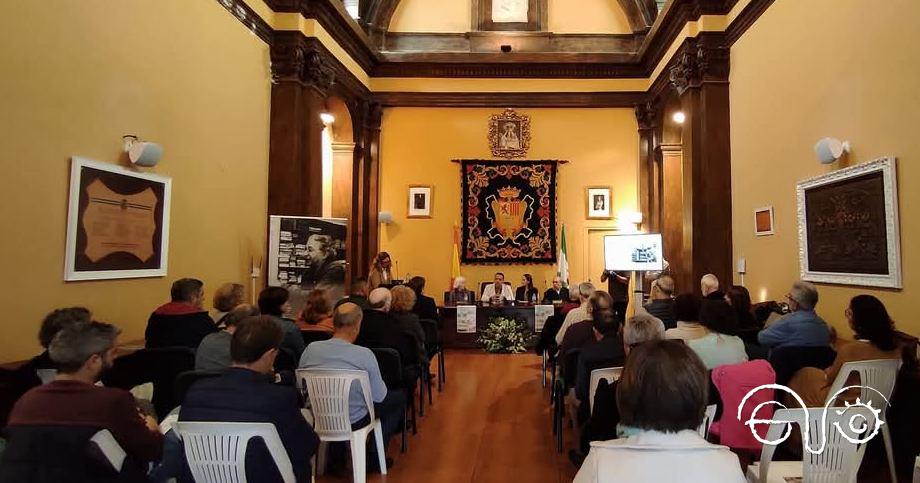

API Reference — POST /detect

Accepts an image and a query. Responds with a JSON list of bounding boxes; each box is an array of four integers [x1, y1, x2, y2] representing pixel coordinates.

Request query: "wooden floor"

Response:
[[317, 349, 577, 483]]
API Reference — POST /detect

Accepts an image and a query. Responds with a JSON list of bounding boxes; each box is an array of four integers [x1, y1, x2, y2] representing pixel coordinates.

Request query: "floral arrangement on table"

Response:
[[478, 316, 530, 354]]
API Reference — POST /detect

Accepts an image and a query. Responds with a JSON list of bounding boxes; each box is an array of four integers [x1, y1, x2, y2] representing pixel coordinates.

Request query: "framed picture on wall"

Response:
[[408, 185, 432, 218], [586, 186, 612, 219], [796, 156, 901, 288], [64, 157, 172, 281], [754, 206, 775, 236]]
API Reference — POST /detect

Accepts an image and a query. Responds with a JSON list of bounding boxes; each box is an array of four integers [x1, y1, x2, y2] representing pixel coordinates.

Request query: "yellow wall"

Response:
[[547, 0, 631, 34], [379, 108, 638, 297], [730, 0, 920, 335], [0, 1, 270, 361], [389, 0, 631, 34]]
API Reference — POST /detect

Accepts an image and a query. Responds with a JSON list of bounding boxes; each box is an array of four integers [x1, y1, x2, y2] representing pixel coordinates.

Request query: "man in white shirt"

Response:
[[555, 282, 595, 345], [481, 272, 514, 303]]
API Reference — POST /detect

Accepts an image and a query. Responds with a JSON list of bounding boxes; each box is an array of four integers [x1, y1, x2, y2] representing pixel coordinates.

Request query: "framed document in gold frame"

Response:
[[586, 186, 612, 219], [408, 185, 432, 218]]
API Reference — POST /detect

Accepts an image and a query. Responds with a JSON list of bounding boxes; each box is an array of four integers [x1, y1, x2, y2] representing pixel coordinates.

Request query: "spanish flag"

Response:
[[450, 224, 462, 288]]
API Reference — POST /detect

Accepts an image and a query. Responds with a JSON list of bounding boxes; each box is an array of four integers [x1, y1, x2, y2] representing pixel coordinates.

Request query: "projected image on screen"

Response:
[[604, 234, 664, 271]]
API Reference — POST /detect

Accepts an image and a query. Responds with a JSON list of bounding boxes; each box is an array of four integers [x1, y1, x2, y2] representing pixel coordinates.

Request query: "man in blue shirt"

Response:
[[299, 302, 406, 471], [758, 281, 830, 349]]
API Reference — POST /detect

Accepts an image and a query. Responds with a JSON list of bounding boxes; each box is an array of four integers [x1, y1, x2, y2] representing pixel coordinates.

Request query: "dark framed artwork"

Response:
[[460, 160, 558, 264], [65, 157, 172, 281], [586, 186, 612, 219], [797, 157, 901, 288], [488, 108, 531, 159], [754, 206, 774, 236], [408, 185, 432, 218]]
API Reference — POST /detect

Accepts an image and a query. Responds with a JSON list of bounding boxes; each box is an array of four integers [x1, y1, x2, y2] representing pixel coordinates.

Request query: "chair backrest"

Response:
[[697, 404, 717, 439], [825, 358, 902, 411], [0, 425, 125, 483], [300, 330, 332, 347], [418, 319, 440, 346], [768, 345, 837, 386], [295, 369, 375, 439], [712, 359, 776, 450], [175, 421, 295, 483], [758, 407, 876, 483], [589, 367, 622, 415], [560, 349, 582, 389], [174, 369, 226, 406], [101, 347, 196, 418], [273, 347, 298, 373], [370, 347, 403, 389]]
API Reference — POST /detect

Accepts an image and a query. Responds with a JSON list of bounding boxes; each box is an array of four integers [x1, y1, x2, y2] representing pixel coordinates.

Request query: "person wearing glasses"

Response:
[[757, 281, 831, 350]]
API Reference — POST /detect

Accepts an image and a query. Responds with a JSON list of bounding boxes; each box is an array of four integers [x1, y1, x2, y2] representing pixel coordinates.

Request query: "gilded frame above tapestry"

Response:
[[796, 156, 901, 288], [65, 157, 172, 281], [460, 160, 557, 264], [488, 108, 531, 158]]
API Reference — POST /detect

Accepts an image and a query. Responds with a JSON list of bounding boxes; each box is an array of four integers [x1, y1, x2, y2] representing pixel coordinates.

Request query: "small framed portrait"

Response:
[[754, 206, 775, 236], [408, 185, 432, 218], [586, 186, 612, 219], [488, 108, 531, 158]]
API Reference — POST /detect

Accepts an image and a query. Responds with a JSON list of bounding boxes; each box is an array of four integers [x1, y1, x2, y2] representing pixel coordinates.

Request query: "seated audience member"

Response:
[[788, 295, 902, 407], [195, 304, 260, 371], [406, 276, 440, 322], [258, 286, 307, 360], [643, 275, 676, 329], [481, 272, 514, 303], [700, 273, 724, 301], [757, 281, 830, 350], [296, 289, 334, 333], [299, 303, 405, 467], [515, 273, 539, 303], [146, 278, 217, 349], [337, 278, 371, 310], [211, 283, 245, 327], [561, 287, 581, 315], [574, 292, 632, 405], [542, 276, 570, 304], [726, 285, 758, 331], [665, 294, 706, 342], [687, 300, 748, 369], [357, 288, 418, 366], [390, 285, 428, 365], [449, 276, 475, 304], [555, 282, 596, 345], [574, 340, 745, 482], [181, 316, 319, 482], [12, 307, 92, 388], [576, 311, 665, 459], [8, 321, 163, 464]]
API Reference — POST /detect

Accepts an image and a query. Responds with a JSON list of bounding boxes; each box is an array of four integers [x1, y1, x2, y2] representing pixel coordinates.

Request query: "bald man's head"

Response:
[[701, 274, 720, 296], [368, 287, 392, 312], [333, 302, 363, 341]]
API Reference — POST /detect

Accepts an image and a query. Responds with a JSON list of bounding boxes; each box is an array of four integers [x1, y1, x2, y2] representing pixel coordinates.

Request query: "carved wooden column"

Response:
[[347, 100, 382, 279], [269, 32, 336, 217], [635, 101, 660, 234], [668, 33, 733, 292], [364, 103, 383, 272]]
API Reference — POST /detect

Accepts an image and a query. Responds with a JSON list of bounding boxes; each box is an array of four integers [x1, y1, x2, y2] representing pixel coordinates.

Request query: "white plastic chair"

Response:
[[175, 421, 295, 483], [588, 367, 622, 415], [697, 404, 717, 440], [745, 406, 877, 483], [296, 368, 387, 483], [824, 358, 901, 483]]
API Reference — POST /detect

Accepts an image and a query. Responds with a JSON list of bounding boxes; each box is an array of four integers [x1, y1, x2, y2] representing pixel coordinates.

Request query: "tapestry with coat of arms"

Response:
[[460, 160, 558, 264]]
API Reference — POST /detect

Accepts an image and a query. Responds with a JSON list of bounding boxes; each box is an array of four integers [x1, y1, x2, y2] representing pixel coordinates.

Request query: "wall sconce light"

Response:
[[814, 137, 850, 164], [122, 135, 163, 167], [378, 211, 394, 225], [617, 211, 644, 232], [672, 111, 686, 124], [320, 113, 335, 125], [500, 45, 512, 53]]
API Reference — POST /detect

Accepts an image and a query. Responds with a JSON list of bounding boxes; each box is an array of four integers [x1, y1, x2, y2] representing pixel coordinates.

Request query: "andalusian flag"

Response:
[[557, 225, 569, 286], [450, 224, 462, 288]]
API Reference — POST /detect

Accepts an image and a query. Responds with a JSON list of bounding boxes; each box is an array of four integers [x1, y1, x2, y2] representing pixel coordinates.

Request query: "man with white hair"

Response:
[[700, 273, 723, 301], [555, 282, 596, 345], [542, 276, 570, 304], [758, 280, 831, 349], [354, 288, 417, 365]]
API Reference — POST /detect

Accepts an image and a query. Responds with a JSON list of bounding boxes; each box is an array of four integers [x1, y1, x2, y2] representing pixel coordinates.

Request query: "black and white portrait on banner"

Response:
[[268, 216, 347, 301]]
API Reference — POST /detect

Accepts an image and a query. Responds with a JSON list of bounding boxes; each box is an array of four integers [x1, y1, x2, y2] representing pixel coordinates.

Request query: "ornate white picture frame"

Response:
[[796, 156, 901, 288]]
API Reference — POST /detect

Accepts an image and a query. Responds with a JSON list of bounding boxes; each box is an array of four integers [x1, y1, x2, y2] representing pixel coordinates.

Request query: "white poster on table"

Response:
[[534, 305, 554, 332], [457, 305, 477, 333]]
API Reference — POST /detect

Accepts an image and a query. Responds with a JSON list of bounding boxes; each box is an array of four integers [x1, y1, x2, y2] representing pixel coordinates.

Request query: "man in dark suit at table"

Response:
[[542, 276, 570, 304], [180, 315, 319, 482]]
